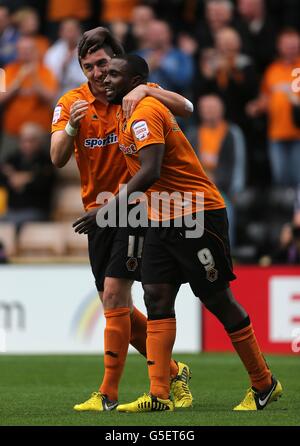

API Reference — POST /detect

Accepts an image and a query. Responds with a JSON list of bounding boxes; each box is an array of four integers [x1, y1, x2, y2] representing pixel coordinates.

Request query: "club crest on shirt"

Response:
[[119, 143, 138, 155], [132, 120, 149, 141]]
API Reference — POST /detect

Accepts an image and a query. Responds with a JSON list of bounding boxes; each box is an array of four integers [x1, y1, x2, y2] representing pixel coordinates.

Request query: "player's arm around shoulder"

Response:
[[122, 83, 193, 120], [50, 93, 89, 168]]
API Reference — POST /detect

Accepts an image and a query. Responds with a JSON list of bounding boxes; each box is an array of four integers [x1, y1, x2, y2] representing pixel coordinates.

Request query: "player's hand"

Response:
[[80, 27, 110, 56], [79, 27, 123, 58], [72, 208, 99, 234], [122, 85, 148, 119], [69, 100, 89, 128]]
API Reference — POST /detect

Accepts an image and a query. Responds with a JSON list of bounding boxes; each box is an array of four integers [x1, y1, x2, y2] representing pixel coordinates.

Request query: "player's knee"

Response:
[[201, 287, 248, 329], [98, 291, 103, 303], [201, 287, 233, 308], [143, 284, 174, 316], [143, 286, 159, 313], [102, 278, 132, 310]]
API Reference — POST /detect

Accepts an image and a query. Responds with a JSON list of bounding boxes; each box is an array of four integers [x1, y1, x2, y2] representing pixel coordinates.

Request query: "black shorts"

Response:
[[88, 226, 146, 292], [141, 208, 236, 298]]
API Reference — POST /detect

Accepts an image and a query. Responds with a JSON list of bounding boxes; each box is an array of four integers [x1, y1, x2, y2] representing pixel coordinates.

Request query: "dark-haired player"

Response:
[[75, 54, 283, 412], [51, 28, 193, 412]]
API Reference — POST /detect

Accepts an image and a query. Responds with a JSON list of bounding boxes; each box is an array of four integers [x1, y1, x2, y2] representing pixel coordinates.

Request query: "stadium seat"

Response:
[[268, 187, 296, 212], [64, 223, 88, 256], [0, 222, 17, 257], [18, 222, 66, 256], [52, 185, 83, 221]]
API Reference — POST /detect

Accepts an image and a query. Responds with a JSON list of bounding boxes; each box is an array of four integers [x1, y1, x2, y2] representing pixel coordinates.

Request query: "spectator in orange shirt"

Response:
[[247, 28, 300, 186], [0, 36, 58, 161]]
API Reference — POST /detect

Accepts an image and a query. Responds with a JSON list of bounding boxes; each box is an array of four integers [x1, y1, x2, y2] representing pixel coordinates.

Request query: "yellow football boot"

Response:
[[171, 362, 193, 408], [234, 376, 283, 411], [117, 393, 174, 413], [73, 392, 118, 412]]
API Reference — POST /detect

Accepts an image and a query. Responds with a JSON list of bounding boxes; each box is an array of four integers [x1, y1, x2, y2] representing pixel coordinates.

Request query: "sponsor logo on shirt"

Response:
[[132, 120, 149, 141], [119, 143, 138, 155], [84, 133, 118, 148]]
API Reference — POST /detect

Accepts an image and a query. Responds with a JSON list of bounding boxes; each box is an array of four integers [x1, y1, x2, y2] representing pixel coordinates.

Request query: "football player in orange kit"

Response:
[[75, 54, 283, 412], [51, 28, 193, 411]]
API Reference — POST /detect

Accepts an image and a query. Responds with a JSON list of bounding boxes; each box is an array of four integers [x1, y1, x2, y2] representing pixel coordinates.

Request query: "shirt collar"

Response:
[[82, 82, 97, 104]]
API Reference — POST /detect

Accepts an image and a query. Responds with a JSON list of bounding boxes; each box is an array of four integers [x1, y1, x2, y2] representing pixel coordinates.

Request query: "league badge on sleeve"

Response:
[[132, 120, 149, 141], [52, 105, 62, 124]]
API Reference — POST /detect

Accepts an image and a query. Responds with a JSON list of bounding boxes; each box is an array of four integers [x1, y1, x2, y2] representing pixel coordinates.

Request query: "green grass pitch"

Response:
[[0, 353, 299, 426]]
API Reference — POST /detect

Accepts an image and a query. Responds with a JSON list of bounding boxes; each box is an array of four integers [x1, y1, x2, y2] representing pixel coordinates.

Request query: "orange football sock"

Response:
[[100, 307, 131, 401], [228, 323, 272, 391], [130, 307, 179, 378], [146, 318, 176, 400], [130, 306, 147, 356]]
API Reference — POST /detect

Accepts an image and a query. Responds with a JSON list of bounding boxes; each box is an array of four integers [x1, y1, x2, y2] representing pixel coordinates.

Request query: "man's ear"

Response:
[[131, 75, 143, 89]]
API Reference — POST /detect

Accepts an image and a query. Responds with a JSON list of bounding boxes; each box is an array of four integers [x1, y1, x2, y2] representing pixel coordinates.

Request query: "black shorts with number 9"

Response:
[[141, 208, 236, 298]]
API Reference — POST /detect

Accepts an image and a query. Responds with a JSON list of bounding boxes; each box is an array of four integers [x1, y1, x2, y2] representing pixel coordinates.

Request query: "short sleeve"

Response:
[[130, 103, 165, 151]]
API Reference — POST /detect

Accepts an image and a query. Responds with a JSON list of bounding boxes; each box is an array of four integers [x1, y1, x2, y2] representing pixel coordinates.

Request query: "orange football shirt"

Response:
[[51, 83, 130, 211], [117, 97, 225, 221], [261, 58, 300, 140]]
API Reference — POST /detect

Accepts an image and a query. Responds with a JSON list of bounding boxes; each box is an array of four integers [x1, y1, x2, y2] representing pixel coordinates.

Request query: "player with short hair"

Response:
[[75, 54, 283, 412], [51, 28, 193, 412]]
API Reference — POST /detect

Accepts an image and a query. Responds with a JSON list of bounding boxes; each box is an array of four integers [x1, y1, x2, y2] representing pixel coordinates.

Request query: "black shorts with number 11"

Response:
[[88, 226, 146, 292]]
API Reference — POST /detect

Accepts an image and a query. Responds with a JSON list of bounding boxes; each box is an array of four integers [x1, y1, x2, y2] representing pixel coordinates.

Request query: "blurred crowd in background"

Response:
[[1, 0, 300, 264]]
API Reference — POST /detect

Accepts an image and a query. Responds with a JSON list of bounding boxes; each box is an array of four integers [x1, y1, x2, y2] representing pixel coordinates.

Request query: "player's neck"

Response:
[[95, 93, 109, 104], [88, 83, 108, 104]]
